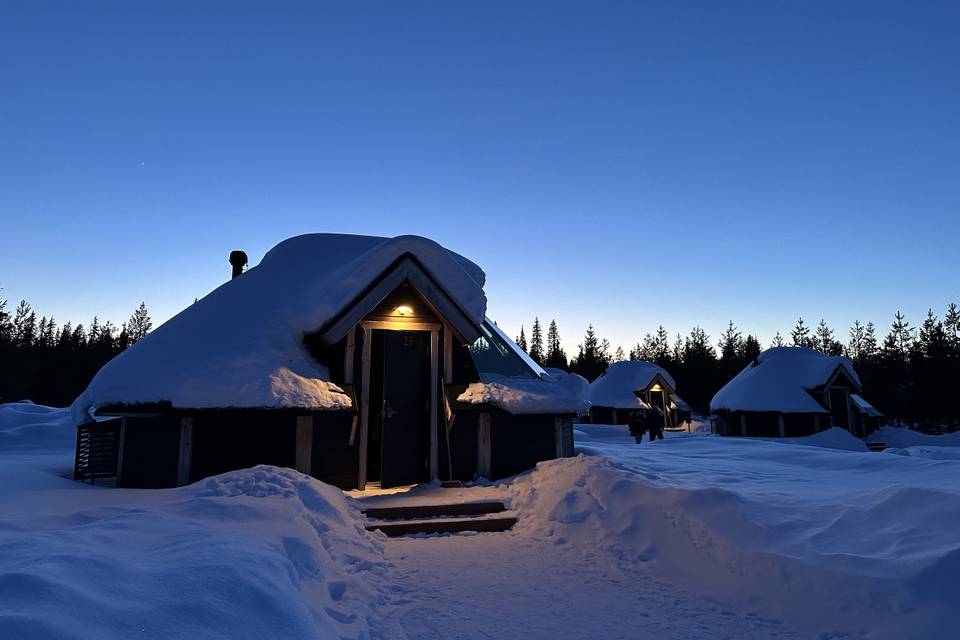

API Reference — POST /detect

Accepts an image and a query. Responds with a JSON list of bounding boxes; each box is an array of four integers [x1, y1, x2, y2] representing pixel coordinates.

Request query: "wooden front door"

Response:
[[379, 330, 431, 487]]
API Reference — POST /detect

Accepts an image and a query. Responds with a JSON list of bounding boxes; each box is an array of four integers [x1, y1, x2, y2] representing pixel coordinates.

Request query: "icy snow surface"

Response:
[[5, 403, 960, 639], [589, 360, 675, 409], [70, 234, 487, 425], [711, 346, 861, 413]]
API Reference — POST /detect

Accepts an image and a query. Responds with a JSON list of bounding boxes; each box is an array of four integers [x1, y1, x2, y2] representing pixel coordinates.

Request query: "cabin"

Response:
[[71, 234, 587, 489], [710, 347, 882, 438], [588, 361, 691, 431]]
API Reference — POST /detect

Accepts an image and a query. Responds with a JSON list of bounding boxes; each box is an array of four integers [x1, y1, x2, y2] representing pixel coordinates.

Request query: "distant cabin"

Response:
[[710, 347, 882, 438], [588, 361, 691, 430], [72, 234, 586, 489]]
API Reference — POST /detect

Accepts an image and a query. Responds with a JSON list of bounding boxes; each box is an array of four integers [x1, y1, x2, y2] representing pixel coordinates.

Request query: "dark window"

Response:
[[469, 322, 537, 379]]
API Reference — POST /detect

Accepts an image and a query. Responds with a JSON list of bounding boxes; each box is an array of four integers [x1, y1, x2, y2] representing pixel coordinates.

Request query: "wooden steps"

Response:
[[361, 500, 516, 537], [361, 500, 506, 521]]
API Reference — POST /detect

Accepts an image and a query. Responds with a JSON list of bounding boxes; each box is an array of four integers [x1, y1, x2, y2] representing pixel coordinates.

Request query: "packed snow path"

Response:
[[384, 530, 795, 639]]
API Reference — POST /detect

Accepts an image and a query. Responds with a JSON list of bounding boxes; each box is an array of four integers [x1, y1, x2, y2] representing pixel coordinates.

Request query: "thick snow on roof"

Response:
[[710, 347, 861, 414], [71, 234, 487, 425], [457, 368, 591, 415], [589, 361, 676, 409]]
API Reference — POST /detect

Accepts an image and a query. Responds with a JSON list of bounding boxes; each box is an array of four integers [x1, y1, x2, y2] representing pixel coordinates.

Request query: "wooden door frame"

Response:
[[357, 320, 441, 489]]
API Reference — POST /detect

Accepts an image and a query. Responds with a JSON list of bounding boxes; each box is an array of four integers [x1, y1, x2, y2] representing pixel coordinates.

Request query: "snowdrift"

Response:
[[0, 465, 402, 639], [510, 451, 960, 639], [0, 402, 75, 451], [775, 426, 869, 451]]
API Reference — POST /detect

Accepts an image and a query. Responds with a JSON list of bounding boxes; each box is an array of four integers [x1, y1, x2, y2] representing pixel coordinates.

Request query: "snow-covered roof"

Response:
[[710, 347, 862, 414], [589, 361, 677, 410], [71, 234, 487, 425], [851, 394, 883, 418], [457, 368, 591, 415]]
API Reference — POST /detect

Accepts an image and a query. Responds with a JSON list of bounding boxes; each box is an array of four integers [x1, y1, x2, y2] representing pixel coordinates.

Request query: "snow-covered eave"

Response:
[[316, 252, 485, 345], [93, 399, 358, 416], [710, 404, 830, 414]]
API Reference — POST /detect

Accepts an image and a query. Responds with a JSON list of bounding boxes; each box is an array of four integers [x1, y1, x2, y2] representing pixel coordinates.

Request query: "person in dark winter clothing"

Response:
[[627, 410, 647, 444], [644, 408, 665, 442]]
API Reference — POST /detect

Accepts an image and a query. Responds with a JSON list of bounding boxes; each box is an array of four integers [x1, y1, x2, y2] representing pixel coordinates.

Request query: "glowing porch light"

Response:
[[649, 383, 662, 392], [394, 305, 414, 316]]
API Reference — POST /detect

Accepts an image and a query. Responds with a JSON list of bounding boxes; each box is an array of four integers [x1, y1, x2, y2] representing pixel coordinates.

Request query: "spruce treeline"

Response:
[[514, 303, 960, 428], [0, 296, 152, 405]]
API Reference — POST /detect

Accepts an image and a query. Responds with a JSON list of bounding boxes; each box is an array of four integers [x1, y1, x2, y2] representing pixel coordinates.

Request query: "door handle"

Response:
[[384, 401, 399, 419]]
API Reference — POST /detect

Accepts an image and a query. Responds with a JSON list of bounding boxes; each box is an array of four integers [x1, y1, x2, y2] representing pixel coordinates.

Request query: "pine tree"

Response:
[[628, 343, 641, 361], [681, 326, 719, 412], [89, 316, 101, 346], [815, 319, 842, 355], [914, 309, 948, 360], [20, 311, 37, 348], [861, 321, 879, 361], [127, 302, 153, 344], [0, 297, 11, 345], [614, 346, 625, 362], [639, 333, 656, 361], [847, 320, 866, 360], [718, 320, 744, 380], [515, 326, 527, 352], [652, 325, 671, 365], [740, 334, 761, 362], [570, 324, 606, 381], [36, 316, 48, 348], [770, 331, 785, 348], [71, 323, 87, 349], [98, 321, 117, 350], [944, 302, 960, 348], [544, 319, 567, 369], [671, 333, 683, 364], [118, 322, 130, 351], [718, 321, 743, 361], [12, 300, 32, 346], [58, 322, 73, 350], [599, 338, 612, 368], [791, 317, 813, 348], [884, 311, 912, 360], [528, 318, 544, 365]]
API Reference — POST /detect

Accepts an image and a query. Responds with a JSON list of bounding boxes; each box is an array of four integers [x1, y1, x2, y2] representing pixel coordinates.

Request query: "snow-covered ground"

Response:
[[3, 403, 959, 639]]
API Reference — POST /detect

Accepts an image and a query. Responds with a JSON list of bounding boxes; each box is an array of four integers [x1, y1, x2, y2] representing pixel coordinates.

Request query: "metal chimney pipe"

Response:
[[229, 250, 248, 279]]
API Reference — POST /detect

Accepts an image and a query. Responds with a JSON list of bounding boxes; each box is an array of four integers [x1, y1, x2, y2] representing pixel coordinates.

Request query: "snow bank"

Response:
[[505, 453, 960, 639], [0, 402, 75, 451], [0, 464, 401, 639], [885, 446, 960, 461], [71, 234, 487, 425], [868, 425, 960, 448], [711, 346, 860, 413], [589, 360, 675, 409], [776, 426, 869, 451], [457, 369, 590, 415]]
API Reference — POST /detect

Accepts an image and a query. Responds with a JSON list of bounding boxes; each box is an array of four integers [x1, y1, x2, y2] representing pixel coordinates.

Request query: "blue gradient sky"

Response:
[[2, 1, 958, 354]]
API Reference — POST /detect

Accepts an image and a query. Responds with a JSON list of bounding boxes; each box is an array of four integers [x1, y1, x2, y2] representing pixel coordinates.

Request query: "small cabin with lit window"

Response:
[[588, 361, 690, 430], [710, 347, 882, 438], [71, 234, 587, 489]]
